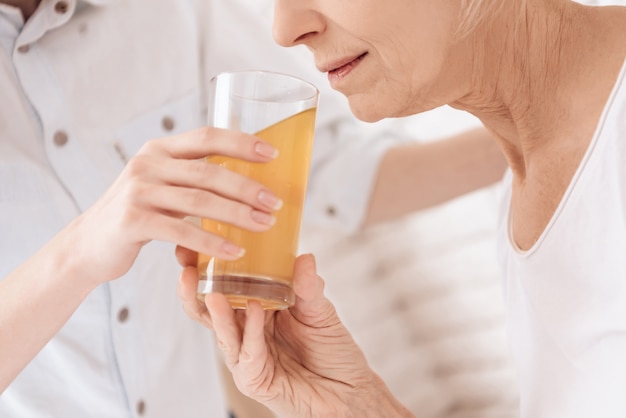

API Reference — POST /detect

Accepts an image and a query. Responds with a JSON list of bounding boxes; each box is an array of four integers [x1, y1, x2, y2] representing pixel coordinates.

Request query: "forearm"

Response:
[[362, 127, 507, 228], [0, 221, 98, 391]]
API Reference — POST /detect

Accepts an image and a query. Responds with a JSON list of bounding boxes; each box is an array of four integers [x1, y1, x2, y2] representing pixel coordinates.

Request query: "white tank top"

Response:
[[497, 59, 626, 418]]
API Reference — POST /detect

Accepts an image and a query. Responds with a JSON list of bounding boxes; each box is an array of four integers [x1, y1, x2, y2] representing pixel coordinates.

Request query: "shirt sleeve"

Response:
[[304, 91, 482, 234], [303, 114, 403, 234]]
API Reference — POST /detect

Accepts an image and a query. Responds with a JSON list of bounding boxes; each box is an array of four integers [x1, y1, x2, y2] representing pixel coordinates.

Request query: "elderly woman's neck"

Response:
[[452, 0, 611, 175], [1, 0, 41, 20]]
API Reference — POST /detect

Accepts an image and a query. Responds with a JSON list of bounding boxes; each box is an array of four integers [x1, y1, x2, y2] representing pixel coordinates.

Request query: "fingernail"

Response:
[[254, 142, 279, 159], [221, 241, 245, 258], [251, 210, 276, 226], [258, 190, 283, 211]]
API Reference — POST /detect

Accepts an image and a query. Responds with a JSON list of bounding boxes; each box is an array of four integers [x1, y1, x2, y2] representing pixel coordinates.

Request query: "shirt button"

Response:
[[53, 131, 69, 146], [326, 206, 337, 217], [54, 1, 69, 14], [136, 400, 146, 415], [161, 116, 175, 132], [117, 307, 129, 323], [17, 44, 30, 54]]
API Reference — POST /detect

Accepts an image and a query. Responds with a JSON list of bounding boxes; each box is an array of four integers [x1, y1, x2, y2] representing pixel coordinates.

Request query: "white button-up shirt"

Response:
[[0, 0, 396, 416]]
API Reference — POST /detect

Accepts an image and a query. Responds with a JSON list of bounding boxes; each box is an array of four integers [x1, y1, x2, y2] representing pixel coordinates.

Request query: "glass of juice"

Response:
[[197, 70, 319, 310]]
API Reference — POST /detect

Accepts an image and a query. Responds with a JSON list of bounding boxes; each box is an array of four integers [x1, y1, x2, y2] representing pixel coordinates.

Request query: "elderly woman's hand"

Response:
[[177, 252, 415, 418]]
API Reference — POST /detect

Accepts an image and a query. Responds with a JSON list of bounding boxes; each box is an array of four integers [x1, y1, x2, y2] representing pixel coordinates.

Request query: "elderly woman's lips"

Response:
[[327, 53, 367, 85]]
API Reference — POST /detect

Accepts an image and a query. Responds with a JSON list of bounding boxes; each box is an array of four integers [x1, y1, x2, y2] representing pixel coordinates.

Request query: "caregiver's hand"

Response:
[[177, 252, 415, 418], [72, 126, 281, 286], [0, 127, 281, 393]]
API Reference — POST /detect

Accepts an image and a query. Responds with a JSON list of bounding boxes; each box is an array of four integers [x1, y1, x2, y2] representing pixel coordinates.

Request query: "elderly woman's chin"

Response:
[[347, 94, 418, 123], [346, 95, 394, 123]]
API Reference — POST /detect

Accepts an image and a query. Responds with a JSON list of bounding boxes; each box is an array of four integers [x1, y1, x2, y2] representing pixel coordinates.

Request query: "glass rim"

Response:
[[210, 69, 320, 102]]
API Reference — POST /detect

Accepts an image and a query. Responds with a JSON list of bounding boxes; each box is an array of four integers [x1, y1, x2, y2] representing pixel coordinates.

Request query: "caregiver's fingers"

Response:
[[141, 127, 277, 164], [207, 293, 243, 369]]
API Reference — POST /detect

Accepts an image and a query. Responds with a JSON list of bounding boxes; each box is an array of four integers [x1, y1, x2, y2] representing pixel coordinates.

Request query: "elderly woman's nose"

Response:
[[273, 0, 321, 47]]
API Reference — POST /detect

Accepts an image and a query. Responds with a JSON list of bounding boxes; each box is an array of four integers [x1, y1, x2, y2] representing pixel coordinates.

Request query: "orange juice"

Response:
[[197, 107, 316, 310]]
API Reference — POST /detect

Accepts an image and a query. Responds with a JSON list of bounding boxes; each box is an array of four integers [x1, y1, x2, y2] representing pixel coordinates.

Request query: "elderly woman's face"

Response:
[[273, 0, 461, 122]]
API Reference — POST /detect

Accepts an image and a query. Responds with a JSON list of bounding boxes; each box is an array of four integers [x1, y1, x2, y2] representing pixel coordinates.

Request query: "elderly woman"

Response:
[[179, 0, 626, 417]]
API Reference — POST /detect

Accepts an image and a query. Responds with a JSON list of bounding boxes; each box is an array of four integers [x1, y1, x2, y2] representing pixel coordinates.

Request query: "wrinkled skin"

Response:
[[177, 251, 403, 418]]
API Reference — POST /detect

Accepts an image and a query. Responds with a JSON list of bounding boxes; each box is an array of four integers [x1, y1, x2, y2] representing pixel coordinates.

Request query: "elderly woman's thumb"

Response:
[[291, 253, 340, 328]]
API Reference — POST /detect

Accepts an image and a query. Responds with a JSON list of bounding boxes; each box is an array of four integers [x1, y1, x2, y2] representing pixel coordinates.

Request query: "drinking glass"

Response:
[[197, 70, 319, 310]]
